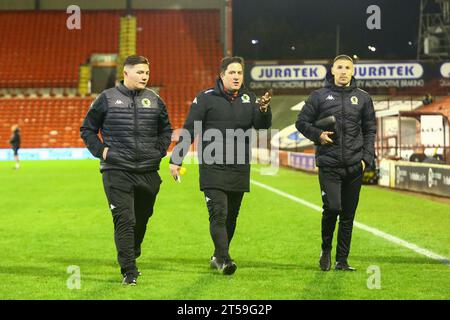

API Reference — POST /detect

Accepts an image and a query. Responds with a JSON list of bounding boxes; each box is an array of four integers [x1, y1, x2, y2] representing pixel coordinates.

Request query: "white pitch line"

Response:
[[250, 179, 450, 266]]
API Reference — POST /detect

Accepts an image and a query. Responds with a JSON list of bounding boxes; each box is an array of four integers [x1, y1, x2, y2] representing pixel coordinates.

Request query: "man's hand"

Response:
[[257, 90, 272, 112], [319, 131, 334, 145], [102, 147, 109, 160], [169, 163, 181, 182]]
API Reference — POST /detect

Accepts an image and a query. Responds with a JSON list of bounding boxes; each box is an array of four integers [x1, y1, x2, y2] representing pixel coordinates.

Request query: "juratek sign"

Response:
[[246, 61, 449, 94], [250, 65, 327, 81], [353, 63, 423, 79]]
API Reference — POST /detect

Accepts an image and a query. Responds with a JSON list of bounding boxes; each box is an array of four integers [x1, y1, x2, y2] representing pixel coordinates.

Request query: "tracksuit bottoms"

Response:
[[102, 170, 161, 274], [203, 189, 245, 261], [318, 162, 363, 263]]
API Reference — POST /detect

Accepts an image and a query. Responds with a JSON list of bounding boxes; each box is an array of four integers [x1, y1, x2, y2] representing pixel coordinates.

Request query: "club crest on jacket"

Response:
[[142, 98, 152, 107], [241, 94, 251, 103]]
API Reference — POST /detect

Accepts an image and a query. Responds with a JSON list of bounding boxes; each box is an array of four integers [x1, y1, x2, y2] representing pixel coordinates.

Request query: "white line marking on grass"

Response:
[[250, 179, 450, 266]]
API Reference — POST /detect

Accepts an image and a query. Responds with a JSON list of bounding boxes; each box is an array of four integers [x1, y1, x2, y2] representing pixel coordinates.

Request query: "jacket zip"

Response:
[[340, 91, 346, 166], [132, 95, 140, 164]]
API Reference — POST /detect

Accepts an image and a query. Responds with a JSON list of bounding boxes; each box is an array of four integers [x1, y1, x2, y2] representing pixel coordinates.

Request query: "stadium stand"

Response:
[[0, 11, 120, 88], [0, 98, 93, 148], [0, 9, 222, 148]]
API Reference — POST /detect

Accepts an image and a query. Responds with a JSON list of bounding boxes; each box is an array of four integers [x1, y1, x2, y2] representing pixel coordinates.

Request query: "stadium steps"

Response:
[[116, 15, 137, 82], [78, 65, 91, 96]]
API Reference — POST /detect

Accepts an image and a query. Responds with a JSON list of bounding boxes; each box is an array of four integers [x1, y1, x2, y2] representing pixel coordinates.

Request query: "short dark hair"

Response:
[[333, 54, 353, 63], [220, 56, 244, 74], [124, 55, 149, 67]]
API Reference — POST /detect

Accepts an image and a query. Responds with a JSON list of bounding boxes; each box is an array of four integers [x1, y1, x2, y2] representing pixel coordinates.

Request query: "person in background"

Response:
[[9, 124, 21, 170], [422, 93, 433, 105]]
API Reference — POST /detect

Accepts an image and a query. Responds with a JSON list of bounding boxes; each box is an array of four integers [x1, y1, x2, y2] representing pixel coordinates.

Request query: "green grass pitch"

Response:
[[0, 159, 449, 300]]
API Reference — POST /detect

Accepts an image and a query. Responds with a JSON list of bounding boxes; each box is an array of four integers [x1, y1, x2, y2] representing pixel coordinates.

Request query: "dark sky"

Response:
[[233, 0, 422, 61]]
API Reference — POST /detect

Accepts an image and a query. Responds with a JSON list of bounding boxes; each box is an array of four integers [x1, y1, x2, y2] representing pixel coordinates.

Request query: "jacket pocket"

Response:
[[105, 148, 122, 164], [317, 144, 335, 157]]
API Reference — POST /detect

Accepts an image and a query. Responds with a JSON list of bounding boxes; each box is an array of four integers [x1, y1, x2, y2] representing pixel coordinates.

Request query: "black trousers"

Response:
[[203, 189, 245, 261], [102, 170, 161, 274], [318, 163, 363, 263]]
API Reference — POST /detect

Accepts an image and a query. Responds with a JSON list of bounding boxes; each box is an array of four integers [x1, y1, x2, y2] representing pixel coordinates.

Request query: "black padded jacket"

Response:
[[80, 82, 173, 172], [296, 75, 376, 167]]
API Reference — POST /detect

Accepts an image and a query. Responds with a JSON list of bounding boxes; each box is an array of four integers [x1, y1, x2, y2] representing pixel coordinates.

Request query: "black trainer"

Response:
[[122, 271, 139, 285], [335, 261, 356, 271], [319, 250, 331, 271], [210, 256, 237, 275], [222, 259, 237, 275]]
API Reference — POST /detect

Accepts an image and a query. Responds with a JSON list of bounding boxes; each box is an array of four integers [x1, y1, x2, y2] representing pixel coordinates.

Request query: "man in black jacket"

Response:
[[80, 55, 173, 285], [9, 124, 21, 170], [169, 56, 272, 275], [296, 55, 376, 272]]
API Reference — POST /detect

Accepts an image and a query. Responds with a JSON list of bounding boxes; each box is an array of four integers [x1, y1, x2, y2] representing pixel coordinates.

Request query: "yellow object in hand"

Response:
[[179, 167, 187, 176]]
